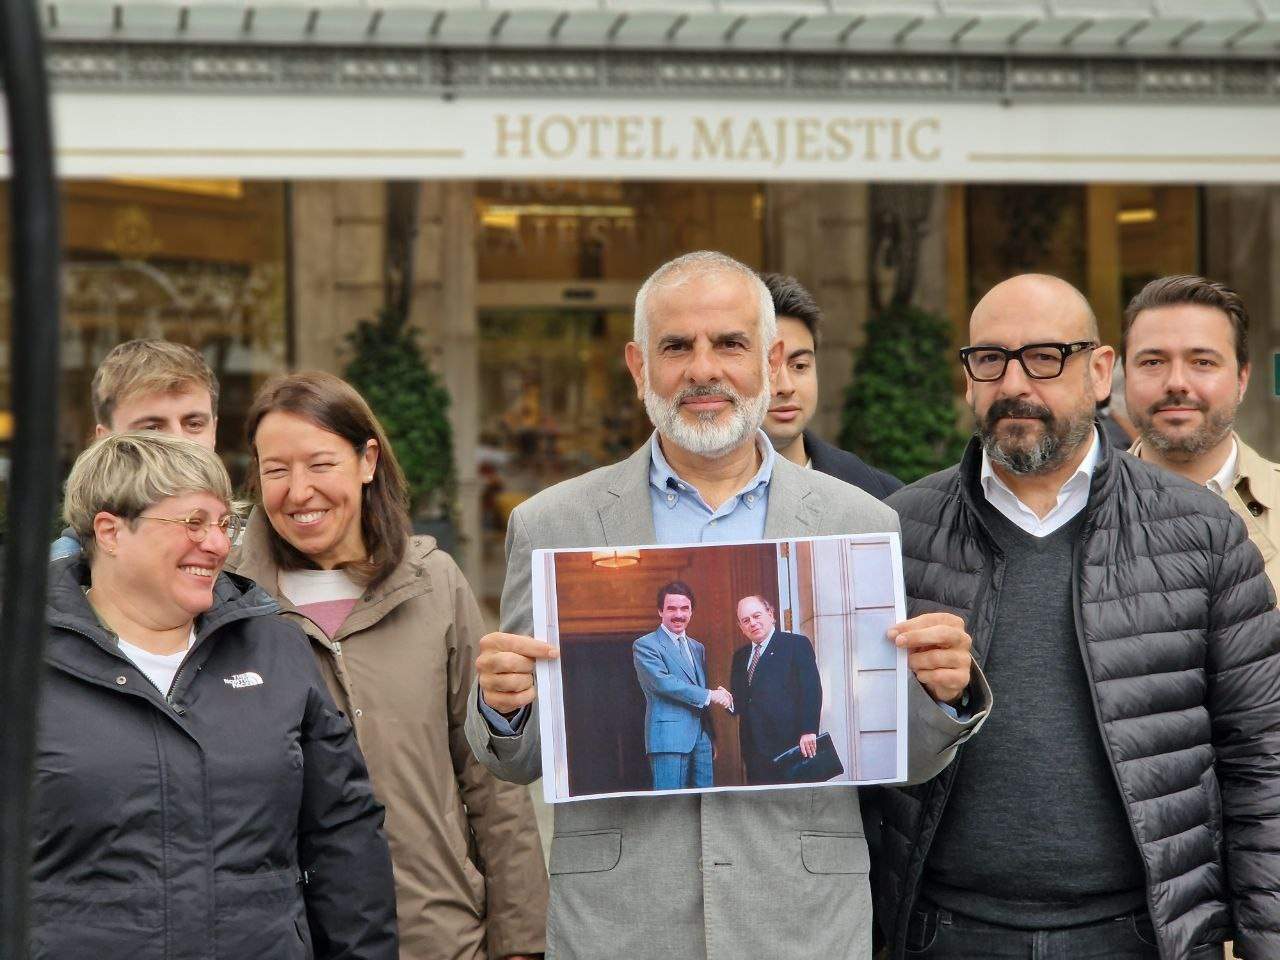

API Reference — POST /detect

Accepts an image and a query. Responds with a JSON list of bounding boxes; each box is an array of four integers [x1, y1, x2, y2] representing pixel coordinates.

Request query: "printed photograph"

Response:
[[532, 534, 908, 803]]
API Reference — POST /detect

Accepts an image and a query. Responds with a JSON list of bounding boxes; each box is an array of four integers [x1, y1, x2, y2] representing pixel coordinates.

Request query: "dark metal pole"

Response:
[[0, 0, 61, 955]]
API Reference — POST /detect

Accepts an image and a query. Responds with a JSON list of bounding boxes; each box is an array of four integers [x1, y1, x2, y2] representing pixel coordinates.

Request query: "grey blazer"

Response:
[[466, 444, 990, 960]]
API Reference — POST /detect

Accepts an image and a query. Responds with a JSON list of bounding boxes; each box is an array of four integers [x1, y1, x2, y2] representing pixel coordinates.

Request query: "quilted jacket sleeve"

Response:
[[1205, 512, 1280, 957]]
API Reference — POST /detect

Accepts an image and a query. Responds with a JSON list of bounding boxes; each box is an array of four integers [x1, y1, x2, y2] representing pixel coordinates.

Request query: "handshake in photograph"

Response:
[[632, 582, 826, 791]]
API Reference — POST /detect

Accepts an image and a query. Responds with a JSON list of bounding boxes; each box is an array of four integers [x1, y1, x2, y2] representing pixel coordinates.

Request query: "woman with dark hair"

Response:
[[37, 432, 397, 960], [231, 371, 548, 960]]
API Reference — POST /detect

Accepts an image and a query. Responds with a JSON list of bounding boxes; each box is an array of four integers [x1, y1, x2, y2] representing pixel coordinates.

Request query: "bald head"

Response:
[[964, 273, 1114, 477], [970, 274, 1098, 344]]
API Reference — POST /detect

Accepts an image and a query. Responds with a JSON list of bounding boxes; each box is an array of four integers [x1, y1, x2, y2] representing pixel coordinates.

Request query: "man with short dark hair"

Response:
[[874, 273, 1280, 960], [1122, 273, 1279, 592], [759, 272, 902, 499], [632, 580, 731, 789]]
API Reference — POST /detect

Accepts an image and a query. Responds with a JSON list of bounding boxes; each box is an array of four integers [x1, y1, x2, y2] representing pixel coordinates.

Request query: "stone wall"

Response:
[[1204, 186, 1280, 460]]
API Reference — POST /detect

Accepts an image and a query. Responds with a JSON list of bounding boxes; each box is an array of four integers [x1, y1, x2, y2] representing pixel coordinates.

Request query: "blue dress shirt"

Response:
[[480, 430, 778, 734]]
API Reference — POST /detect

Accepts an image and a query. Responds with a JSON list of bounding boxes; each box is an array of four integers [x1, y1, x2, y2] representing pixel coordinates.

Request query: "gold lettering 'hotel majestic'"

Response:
[[10, 0, 1280, 601], [494, 114, 942, 165]]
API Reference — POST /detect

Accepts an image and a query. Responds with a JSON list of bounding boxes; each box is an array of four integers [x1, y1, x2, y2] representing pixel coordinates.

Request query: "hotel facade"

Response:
[[11, 0, 1280, 593]]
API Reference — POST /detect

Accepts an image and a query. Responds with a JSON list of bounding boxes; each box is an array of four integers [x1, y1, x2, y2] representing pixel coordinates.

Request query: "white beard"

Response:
[[643, 371, 771, 459]]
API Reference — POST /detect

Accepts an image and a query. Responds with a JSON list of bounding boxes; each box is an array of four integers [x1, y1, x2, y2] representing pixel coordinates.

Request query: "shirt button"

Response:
[[746, 494, 755, 503], [667, 493, 676, 502], [709, 519, 717, 526], [354, 708, 363, 719], [115, 676, 127, 685]]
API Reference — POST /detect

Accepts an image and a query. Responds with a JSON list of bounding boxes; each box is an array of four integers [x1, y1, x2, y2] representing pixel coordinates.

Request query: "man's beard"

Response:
[[1133, 392, 1236, 461], [644, 374, 771, 459], [979, 397, 1096, 475]]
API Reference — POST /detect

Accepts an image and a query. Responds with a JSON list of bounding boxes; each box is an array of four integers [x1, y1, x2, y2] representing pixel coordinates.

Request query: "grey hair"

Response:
[[633, 251, 777, 355], [63, 431, 235, 561]]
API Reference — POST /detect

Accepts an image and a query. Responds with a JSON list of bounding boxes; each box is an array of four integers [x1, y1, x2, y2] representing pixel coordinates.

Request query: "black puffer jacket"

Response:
[[33, 557, 399, 960], [872, 436, 1280, 960]]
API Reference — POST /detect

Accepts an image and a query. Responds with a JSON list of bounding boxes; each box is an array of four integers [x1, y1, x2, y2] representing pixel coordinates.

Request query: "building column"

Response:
[[412, 182, 482, 589], [289, 180, 482, 586], [1204, 186, 1280, 460], [290, 181, 386, 373], [1086, 185, 1123, 349], [763, 183, 869, 440]]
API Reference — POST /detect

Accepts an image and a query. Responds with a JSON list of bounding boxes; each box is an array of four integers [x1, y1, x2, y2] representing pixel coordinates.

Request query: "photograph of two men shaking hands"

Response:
[[633, 580, 834, 791]]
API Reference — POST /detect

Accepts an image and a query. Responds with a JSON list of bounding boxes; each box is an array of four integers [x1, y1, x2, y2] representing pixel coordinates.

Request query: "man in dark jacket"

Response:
[[760, 272, 902, 499], [727, 594, 823, 785], [872, 274, 1280, 960]]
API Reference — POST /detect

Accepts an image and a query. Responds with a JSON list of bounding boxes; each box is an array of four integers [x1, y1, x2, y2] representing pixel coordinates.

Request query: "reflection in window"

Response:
[[55, 181, 289, 486]]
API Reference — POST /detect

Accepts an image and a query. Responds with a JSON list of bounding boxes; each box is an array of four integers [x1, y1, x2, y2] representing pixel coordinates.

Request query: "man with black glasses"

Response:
[[870, 274, 1280, 960]]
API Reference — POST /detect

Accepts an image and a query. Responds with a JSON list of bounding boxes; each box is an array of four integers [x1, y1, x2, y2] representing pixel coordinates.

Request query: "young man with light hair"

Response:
[[90, 339, 219, 448], [52, 339, 220, 560], [1122, 274, 1280, 593]]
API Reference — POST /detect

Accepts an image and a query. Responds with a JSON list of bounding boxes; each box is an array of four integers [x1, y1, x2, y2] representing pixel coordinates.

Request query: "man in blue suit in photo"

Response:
[[632, 580, 734, 790], [729, 595, 823, 785]]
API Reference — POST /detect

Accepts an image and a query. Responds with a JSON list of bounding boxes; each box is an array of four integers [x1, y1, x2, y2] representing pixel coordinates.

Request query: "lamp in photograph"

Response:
[[591, 549, 640, 568]]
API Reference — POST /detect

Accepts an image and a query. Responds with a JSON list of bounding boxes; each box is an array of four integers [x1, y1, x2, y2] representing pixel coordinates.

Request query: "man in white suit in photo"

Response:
[[466, 250, 991, 960]]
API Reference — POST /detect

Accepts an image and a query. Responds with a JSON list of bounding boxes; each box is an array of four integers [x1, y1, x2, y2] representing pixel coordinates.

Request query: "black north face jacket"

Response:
[[871, 435, 1280, 960], [32, 557, 399, 960]]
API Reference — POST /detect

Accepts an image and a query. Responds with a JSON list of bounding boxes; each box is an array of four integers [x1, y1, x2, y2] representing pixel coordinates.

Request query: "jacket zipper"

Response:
[[1069, 528, 1163, 958], [56, 623, 189, 712], [895, 557, 1004, 959]]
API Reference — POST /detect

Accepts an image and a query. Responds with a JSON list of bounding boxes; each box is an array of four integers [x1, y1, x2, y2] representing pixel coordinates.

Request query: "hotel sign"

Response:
[[25, 95, 1280, 183], [493, 114, 941, 167]]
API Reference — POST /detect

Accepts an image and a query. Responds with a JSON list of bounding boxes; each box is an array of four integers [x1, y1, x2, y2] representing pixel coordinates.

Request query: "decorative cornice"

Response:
[[42, 43, 1280, 103]]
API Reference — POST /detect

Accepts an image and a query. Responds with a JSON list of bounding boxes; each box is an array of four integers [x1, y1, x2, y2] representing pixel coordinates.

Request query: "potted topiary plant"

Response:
[[344, 307, 458, 553], [839, 302, 968, 485]]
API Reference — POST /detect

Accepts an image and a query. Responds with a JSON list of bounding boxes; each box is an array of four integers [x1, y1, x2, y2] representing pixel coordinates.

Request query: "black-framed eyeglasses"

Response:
[[137, 512, 244, 545], [958, 341, 1098, 382]]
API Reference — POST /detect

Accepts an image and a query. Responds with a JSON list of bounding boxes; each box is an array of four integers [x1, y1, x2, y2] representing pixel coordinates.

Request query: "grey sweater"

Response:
[[922, 500, 1147, 928]]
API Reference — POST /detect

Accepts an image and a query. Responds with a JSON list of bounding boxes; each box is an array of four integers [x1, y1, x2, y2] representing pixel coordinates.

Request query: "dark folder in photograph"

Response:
[[772, 732, 845, 784]]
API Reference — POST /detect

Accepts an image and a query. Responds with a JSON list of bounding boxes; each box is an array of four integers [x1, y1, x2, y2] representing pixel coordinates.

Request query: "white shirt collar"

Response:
[[979, 429, 1100, 538], [659, 622, 687, 643], [1206, 437, 1239, 497], [750, 627, 776, 652]]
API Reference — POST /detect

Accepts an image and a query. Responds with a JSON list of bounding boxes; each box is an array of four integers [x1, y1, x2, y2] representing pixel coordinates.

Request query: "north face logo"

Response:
[[223, 672, 264, 689]]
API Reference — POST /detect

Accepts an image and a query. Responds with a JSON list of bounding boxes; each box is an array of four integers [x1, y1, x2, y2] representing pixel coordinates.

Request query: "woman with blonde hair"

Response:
[[232, 371, 548, 960], [36, 431, 398, 960]]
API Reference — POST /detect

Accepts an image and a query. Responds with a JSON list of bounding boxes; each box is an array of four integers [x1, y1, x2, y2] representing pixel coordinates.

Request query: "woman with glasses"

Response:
[[36, 432, 398, 960], [230, 372, 548, 960]]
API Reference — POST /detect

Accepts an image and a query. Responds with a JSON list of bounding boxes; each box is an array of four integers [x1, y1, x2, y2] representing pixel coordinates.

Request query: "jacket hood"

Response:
[[46, 552, 280, 646], [230, 507, 438, 638]]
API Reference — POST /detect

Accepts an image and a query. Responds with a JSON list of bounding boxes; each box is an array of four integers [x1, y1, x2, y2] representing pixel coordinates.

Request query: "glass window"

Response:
[[55, 180, 289, 486]]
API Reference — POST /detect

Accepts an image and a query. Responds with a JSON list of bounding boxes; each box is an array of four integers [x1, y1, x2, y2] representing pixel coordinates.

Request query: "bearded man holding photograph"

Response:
[[465, 250, 990, 960]]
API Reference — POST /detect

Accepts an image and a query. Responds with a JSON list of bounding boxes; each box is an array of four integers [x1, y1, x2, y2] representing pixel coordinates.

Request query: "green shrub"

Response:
[[839, 303, 968, 485], [344, 309, 456, 520]]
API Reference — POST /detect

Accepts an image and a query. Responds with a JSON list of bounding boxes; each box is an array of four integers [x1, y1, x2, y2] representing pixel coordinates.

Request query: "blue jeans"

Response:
[[905, 902, 1161, 960], [649, 730, 713, 789]]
